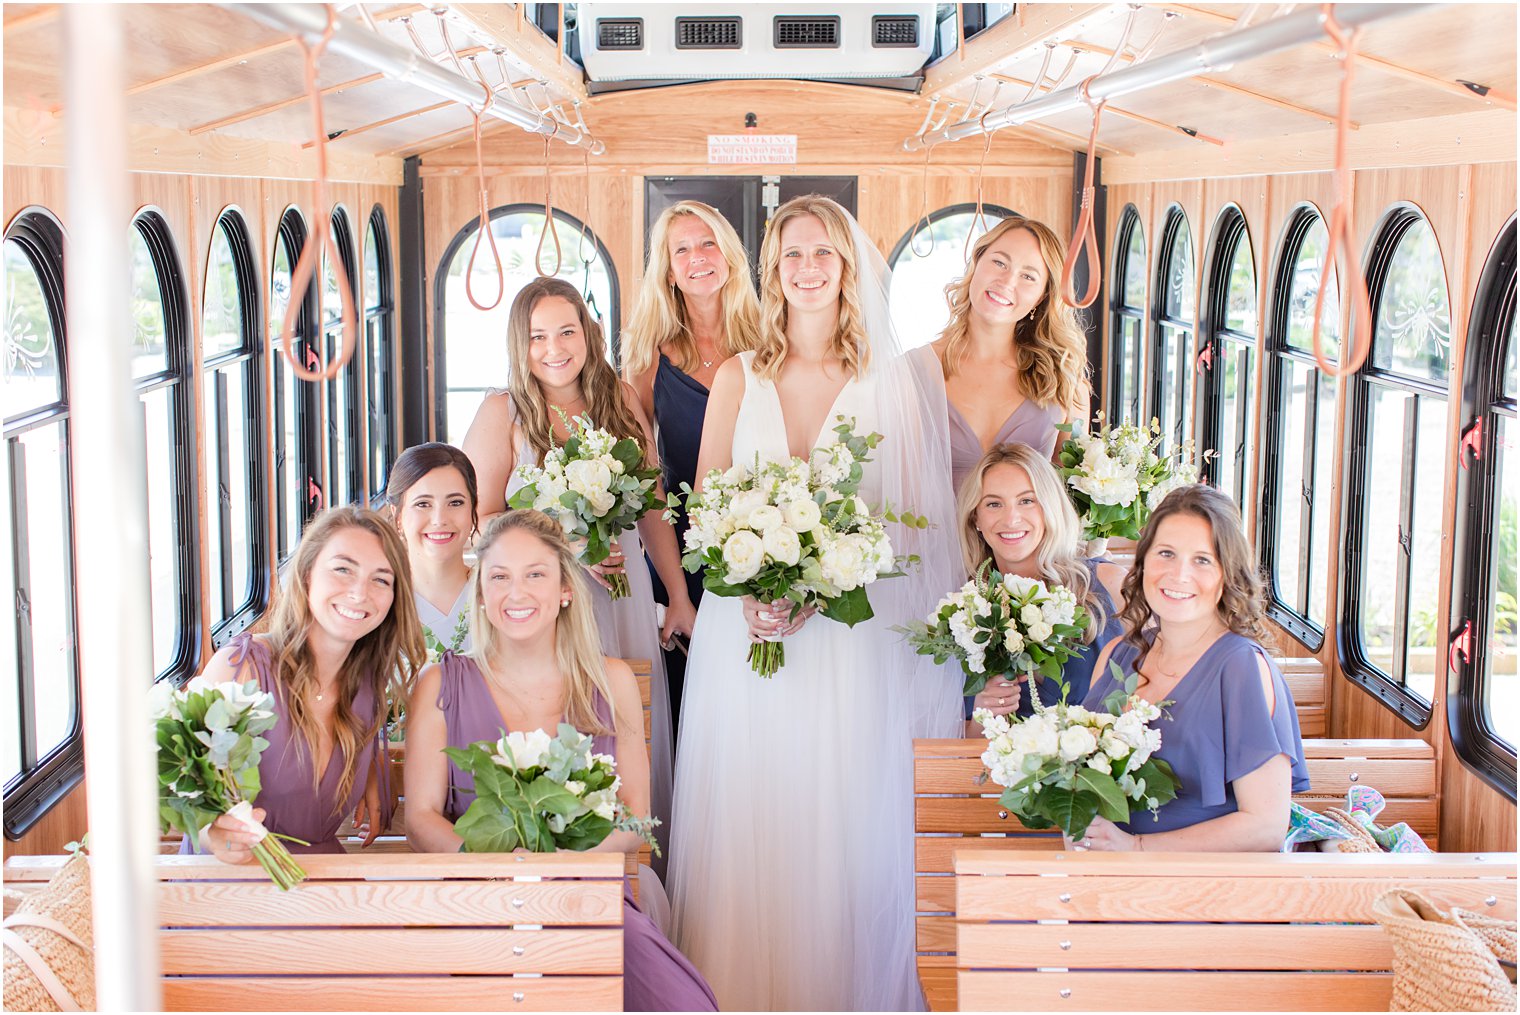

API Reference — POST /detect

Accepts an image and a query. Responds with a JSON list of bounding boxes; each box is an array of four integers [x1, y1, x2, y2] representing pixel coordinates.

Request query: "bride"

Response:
[[669, 195, 964, 1011]]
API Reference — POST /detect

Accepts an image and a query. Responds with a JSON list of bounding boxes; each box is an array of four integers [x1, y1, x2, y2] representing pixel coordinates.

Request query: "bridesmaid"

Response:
[[958, 443, 1126, 729], [624, 201, 759, 729], [1079, 484, 1310, 851], [403, 509, 718, 1013], [461, 278, 691, 866], [189, 507, 426, 859], [915, 216, 1090, 491], [388, 442, 479, 657]]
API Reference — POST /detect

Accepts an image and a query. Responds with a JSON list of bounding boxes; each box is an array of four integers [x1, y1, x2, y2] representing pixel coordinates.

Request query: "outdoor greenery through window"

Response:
[[1110, 208, 1146, 424], [1201, 211, 1258, 513], [887, 204, 1012, 349], [1151, 209, 1195, 456]]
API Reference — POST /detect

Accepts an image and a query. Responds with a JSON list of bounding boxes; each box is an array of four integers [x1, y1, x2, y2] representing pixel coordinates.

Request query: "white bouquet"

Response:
[[509, 415, 663, 599], [1056, 413, 1205, 541], [675, 416, 918, 677], [898, 561, 1090, 698], [973, 665, 1180, 840]]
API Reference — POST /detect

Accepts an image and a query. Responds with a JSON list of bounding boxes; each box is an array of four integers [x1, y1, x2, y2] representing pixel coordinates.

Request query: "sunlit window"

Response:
[[1199, 208, 1258, 514], [271, 210, 319, 561], [364, 208, 396, 502], [325, 207, 362, 506], [1150, 207, 1195, 454], [1109, 207, 1146, 424], [886, 203, 1014, 350]]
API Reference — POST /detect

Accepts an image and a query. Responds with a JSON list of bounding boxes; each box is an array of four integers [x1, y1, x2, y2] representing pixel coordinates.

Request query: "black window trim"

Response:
[[326, 205, 363, 507], [1449, 213, 1518, 799], [1338, 202, 1450, 730], [3, 207, 85, 839], [272, 207, 322, 562], [1108, 203, 1146, 423], [364, 205, 396, 505], [1197, 204, 1258, 507], [1149, 204, 1195, 453]]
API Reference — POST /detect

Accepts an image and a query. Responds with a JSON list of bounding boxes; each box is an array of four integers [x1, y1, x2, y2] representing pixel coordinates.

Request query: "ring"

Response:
[[999, 697, 1007, 706]]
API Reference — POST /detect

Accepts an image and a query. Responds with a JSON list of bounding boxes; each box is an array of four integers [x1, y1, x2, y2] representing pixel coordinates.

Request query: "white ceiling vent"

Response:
[[578, 4, 937, 83]]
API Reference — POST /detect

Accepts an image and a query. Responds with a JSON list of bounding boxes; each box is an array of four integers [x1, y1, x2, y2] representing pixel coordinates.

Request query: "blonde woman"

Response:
[[670, 195, 962, 1011], [916, 216, 1091, 491], [957, 443, 1127, 729], [188, 507, 426, 860], [403, 510, 717, 1012]]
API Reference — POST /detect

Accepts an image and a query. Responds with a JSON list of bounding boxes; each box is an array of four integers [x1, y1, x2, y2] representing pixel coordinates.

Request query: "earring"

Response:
[[561, 597, 571, 608]]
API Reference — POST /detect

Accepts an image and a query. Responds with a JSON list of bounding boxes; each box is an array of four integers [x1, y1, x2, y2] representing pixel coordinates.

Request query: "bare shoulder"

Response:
[[198, 635, 265, 685], [411, 661, 444, 707], [711, 354, 746, 393]]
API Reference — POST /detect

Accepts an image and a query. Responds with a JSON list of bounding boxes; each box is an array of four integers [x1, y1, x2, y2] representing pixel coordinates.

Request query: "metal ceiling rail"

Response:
[[222, 2, 605, 153], [903, 2, 1436, 151]]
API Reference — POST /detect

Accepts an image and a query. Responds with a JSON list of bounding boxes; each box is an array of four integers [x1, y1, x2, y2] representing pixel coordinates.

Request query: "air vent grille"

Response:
[[872, 14, 919, 47], [676, 16, 742, 49], [596, 18, 643, 50], [773, 15, 840, 49]]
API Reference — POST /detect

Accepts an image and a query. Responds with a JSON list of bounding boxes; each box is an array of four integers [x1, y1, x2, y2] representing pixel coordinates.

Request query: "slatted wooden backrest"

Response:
[[913, 736, 1438, 1011], [4, 853, 626, 1012], [954, 851, 1517, 1012]]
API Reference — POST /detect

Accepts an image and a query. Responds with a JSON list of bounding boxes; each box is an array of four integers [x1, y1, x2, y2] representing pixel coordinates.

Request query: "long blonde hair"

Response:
[[623, 200, 760, 378], [466, 510, 615, 736], [753, 195, 872, 383], [505, 277, 651, 468], [957, 443, 1107, 643], [265, 507, 426, 810], [939, 217, 1087, 413]]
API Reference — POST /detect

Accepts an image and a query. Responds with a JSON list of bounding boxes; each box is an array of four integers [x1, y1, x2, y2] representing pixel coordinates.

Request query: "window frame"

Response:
[[326, 205, 363, 507], [1338, 203, 1452, 729], [201, 208, 269, 648], [1108, 205, 1146, 425], [131, 208, 201, 686], [1148, 205, 1196, 453], [271, 208, 322, 563], [3, 207, 84, 838], [364, 206, 397, 504], [885, 200, 1019, 264], [1197, 205, 1259, 511], [1449, 214, 1518, 798]]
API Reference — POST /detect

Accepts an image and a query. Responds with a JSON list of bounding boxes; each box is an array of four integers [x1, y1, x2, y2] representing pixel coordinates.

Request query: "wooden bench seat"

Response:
[[5, 852, 626, 1011], [914, 736, 1439, 1011], [953, 851, 1517, 1011]]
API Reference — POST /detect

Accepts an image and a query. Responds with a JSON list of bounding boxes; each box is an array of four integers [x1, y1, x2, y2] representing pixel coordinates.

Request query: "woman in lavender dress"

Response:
[[1079, 485, 1310, 850], [403, 510, 716, 1013], [911, 216, 1090, 492], [956, 443, 1127, 730], [388, 443, 479, 658], [189, 507, 427, 859]]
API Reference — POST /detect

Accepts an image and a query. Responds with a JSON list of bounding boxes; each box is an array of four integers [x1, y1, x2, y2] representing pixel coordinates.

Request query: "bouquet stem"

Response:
[[748, 639, 784, 678], [606, 572, 630, 601], [252, 835, 308, 891]]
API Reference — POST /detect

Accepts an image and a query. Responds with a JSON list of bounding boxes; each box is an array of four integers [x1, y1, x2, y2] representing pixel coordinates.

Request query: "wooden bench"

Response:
[[913, 736, 1439, 1011], [4, 852, 626, 1011], [953, 851, 1517, 1011]]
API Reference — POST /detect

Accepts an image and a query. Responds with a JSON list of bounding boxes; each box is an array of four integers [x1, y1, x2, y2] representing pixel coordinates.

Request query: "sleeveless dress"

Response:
[[180, 633, 390, 854], [669, 351, 925, 1011], [1082, 632, 1312, 835], [496, 393, 675, 869], [433, 653, 717, 1013], [416, 585, 472, 657]]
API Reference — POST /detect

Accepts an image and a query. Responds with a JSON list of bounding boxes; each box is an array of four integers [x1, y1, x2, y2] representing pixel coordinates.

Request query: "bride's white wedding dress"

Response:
[[669, 350, 955, 1012]]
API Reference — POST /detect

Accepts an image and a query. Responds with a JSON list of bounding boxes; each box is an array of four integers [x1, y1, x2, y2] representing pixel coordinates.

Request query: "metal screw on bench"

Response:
[[1060, 940, 1072, 950], [513, 945, 526, 956], [513, 992, 526, 1003], [1059, 988, 1072, 999], [997, 810, 1008, 820], [512, 896, 526, 908], [1058, 892, 1072, 903], [1486, 895, 1498, 906], [1349, 772, 1359, 782]]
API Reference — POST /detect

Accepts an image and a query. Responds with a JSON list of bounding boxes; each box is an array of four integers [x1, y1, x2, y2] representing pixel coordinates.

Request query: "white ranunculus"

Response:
[[1058, 725, 1098, 762], [747, 504, 784, 532], [721, 530, 766, 584], [1003, 628, 1025, 654], [1020, 604, 1044, 628], [1026, 621, 1054, 645], [763, 525, 802, 567], [781, 498, 822, 532], [1100, 731, 1131, 760]]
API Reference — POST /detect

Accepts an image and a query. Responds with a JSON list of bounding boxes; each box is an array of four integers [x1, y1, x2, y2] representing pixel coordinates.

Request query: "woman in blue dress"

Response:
[[1080, 484, 1310, 851], [956, 442, 1127, 730]]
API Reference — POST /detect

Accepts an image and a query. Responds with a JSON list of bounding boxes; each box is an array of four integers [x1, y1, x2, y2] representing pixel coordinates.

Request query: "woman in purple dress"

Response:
[[403, 509, 717, 1013], [911, 216, 1090, 492], [388, 442, 479, 658], [189, 507, 427, 859], [1079, 485, 1310, 850]]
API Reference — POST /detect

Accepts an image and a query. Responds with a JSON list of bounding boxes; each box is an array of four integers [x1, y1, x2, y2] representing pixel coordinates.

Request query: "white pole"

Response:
[[63, 5, 163, 1010]]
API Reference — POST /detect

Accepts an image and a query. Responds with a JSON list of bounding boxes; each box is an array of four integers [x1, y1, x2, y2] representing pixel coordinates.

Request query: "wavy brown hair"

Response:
[[505, 277, 651, 468], [939, 216, 1087, 415], [753, 195, 871, 383], [1118, 484, 1272, 669], [622, 200, 760, 378], [264, 507, 427, 813], [467, 510, 615, 736]]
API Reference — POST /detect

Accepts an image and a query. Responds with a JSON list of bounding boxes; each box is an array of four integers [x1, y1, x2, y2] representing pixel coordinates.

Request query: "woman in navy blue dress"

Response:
[[624, 200, 759, 727], [1080, 484, 1309, 851], [957, 443, 1127, 730]]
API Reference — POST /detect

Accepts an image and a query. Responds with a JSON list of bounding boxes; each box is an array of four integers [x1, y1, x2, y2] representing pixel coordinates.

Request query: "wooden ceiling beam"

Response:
[[448, 3, 588, 101], [922, 3, 1117, 96], [3, 5, 59, 33], [304, 100, 455, 148], [988, 73, 1225, 145], [380, 114, 516, 158], [1003, 122, 1135, 159]]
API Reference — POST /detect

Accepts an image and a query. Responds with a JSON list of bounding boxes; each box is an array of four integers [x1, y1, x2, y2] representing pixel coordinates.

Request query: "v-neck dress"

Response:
[[179, 633, 390, 854], [652, 352, 709, 609], [415, 584, 472, 657], [1082, 632, 1311, 835]]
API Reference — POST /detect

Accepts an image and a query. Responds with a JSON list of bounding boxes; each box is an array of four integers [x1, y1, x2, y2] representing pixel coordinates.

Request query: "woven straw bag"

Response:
[[2, 857, 95, 1012], [1322, 806, 1383, 854], [1373, 888, 1516, 1012]]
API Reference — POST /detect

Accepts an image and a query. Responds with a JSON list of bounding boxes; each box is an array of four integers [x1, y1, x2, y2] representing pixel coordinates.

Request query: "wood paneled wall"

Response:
[[1104, 162, 1518, 854], [2, 166, 401, 857]]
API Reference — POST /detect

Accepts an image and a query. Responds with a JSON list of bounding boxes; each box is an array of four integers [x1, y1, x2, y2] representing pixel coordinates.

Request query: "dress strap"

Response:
[[224, 633, 275, 693]]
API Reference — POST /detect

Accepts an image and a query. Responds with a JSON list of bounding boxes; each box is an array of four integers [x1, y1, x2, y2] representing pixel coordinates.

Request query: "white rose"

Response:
[[1002, 628, 1025, 654], [721, 530, 766, 584], [1100, 731, 1131, 760], [747, 504, 785, 532], [763, 526, 802, 566], [494, 728, 553, 770], [564, 458, 613, 499], [781, 499, 822, 532], [1020, 604, 1044, 628], [1058, 725, 1098, 762]]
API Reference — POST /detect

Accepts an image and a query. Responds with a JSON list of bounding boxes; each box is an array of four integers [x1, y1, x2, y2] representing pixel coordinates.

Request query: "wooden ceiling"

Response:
[[3, 3, 1515, 185]]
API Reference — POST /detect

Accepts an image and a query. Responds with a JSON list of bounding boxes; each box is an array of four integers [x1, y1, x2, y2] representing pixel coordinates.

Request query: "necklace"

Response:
[[1148, 624, 1226, 681]]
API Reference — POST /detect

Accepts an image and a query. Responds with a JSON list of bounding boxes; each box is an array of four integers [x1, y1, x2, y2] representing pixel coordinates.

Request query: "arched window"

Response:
[[325, 206, 361, 506], [131, 210, 198, 682], [887, 202, 1017, 350], [1450, 216, 1517, 797], [270, 209, 320, 562], [1342, 207, 1453, 723], [436, 206, 618, 446], [1109, 207, 1146, 424], [3, 208, 82, 829], [202, 210, 267, 644], [364, 207, 396, 502], [1198, 207, 1258, 514], [1150, 207, 1195, 452], [1259, 207, 1340, 646]]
